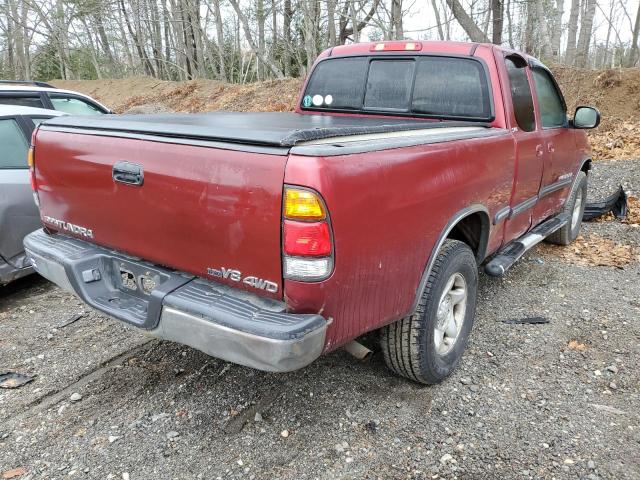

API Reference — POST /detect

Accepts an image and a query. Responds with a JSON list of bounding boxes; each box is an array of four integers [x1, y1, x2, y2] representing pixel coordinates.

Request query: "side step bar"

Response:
[[484, 213, 570, 277]]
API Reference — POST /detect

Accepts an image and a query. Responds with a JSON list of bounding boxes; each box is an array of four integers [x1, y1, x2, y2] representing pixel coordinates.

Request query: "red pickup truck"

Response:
[[24, 41, 599, 384]]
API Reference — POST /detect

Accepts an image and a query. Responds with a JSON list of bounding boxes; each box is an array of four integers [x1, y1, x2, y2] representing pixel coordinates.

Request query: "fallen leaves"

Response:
[[623, 196, 640, 225], [0, 372, 35, 389], [568, 340, 587, 351], [2, 467, 27, 479], [541, 234, 638, 268], [588, 121, 640, 161]]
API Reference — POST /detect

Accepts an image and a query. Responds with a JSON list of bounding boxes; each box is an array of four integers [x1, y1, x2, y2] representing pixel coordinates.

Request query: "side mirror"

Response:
[[573, 106, 600, 129]]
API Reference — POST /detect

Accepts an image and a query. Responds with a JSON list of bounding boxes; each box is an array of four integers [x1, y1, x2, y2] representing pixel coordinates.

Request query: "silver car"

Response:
[[0, 80, 111, 114], [0, 105, 66, 285]]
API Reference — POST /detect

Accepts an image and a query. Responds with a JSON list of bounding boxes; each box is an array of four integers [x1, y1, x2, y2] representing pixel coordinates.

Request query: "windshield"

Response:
[[302, 56, 493, 121]]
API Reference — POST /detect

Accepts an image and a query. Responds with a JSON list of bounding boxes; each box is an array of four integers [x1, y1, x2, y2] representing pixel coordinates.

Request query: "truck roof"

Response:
[[322, 40, 535, 65], [325, 40, 493, 58]]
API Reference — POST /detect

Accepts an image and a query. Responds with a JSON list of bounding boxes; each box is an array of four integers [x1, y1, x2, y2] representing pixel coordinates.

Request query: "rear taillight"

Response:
[[284, 221, 331, 256], [27, 145, 39, 206], [282, 186, 334, 281]]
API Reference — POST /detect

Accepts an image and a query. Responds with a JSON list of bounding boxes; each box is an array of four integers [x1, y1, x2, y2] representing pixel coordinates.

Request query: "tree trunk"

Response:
[[445, 0, 490, 42], [93, 13, 115, 70], [535, 0, 551, 58], [575, 0, 596, 67], [350, 1, 360, 42], [491, 0, 503, 45], [228, 0, 284, 78], [163, 0, 173, 79], [119, 0, 155, 77], [339, 0, 381, 43], [212, 0, 227, 81], [550, 0, 563, 61], [565, 0, 580, 64], [505, 0, 514, 48], [283, 0, 292, 76], [391, 0, 404, 39], [256, 0, 265, 80], [629, 1, 640, 66], [523, 0, 536, 54], [431, 0, 445, 40], [327, 0, 337, 46]]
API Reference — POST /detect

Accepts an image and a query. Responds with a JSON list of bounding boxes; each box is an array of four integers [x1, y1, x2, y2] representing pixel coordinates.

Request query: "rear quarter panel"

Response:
[[284, 134, 515, 351]]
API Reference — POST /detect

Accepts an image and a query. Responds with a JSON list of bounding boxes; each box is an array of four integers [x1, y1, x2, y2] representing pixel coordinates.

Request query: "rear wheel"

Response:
[[546, 171, 587, 246], [380, 240, 478, 384]]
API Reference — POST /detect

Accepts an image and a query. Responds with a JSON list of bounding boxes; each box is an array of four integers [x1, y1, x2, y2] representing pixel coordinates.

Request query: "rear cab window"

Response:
[[0, 118, 29, 169], [302, 55, 493, 121], [504, 57, 536, 132]]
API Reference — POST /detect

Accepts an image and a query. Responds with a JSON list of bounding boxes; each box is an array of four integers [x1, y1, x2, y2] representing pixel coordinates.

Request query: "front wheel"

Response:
[[380, 240, 478, 384]]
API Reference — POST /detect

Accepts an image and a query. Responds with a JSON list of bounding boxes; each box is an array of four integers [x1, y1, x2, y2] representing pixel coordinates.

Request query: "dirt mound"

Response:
[[52, 67, 640, 160], [552, 66, 640, 160], [51, 77, 303, 114]]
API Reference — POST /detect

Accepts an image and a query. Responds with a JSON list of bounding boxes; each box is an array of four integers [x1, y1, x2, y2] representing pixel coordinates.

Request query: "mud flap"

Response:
[[583, 186, 627, 221]]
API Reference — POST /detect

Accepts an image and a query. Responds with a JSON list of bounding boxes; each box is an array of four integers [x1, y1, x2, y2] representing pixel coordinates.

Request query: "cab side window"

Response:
[[0, 95, 45, 109], [505, 58, 535, 132], [532, 69, 566, 128], [49, 95, 104, 115], [0, 119, 29, 169]]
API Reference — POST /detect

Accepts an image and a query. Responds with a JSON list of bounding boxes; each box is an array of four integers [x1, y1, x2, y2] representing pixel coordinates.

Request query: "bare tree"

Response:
[[491, 0, 503, 45], [228, 0, 284, 78], [0, 0, 636, 83], [566, 0, 581, 64], [444, 0, 489, 42], [575, 0, 597, 67], [629, 1, 640, 66]]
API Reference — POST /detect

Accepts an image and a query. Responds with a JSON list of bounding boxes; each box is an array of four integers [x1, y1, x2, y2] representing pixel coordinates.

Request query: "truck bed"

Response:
[[43, 112, 490, 148]]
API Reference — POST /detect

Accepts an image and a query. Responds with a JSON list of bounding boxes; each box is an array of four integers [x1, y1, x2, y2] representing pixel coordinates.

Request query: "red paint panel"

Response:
[[284, 135, 515, 351], [34, 130, 286, 299]]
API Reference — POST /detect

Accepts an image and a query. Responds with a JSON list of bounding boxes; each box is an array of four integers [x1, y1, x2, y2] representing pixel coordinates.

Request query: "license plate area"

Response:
[[111, 259, 168, 299]]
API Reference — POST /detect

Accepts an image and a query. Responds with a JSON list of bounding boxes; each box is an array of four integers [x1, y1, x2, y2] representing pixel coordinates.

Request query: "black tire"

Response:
[[380, 239, 478, 384], [546, 171, 588, 246]]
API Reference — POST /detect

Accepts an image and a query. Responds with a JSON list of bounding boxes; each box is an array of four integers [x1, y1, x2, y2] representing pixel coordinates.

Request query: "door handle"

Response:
[[547, 143, 555, 153], [113, 161, 144, 186], [535, 145, 544, 157]]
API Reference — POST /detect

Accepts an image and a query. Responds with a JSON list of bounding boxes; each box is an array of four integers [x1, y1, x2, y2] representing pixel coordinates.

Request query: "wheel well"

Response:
[[446, 212, 490, 263], [581, 159, 592, 174]]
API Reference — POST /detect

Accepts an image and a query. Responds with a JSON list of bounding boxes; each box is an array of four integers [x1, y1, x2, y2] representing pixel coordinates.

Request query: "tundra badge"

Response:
[[207, 267, 278, 293], [43, 216, 94, 238]]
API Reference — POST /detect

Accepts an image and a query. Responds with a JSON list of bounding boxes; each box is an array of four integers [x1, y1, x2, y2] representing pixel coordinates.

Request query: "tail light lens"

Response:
[[284, 188, 325, 220], [283, 186, 334, 281], [28, 145, 39, 206], [284, 221, 331, 256]]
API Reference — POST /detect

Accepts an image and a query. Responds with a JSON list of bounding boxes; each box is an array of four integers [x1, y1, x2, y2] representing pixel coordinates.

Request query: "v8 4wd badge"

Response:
[[207, 267, 278, 293]]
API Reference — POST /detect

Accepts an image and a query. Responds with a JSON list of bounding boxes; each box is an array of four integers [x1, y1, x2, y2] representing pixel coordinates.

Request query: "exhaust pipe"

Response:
[[344, 340, 373, 361]]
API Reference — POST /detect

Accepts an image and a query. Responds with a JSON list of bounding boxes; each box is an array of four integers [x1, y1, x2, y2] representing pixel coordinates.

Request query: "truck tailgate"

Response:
[[34, 129, 286, 299]]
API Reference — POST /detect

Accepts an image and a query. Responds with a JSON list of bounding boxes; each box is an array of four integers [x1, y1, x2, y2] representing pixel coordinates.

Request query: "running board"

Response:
[[484, 213, 570, 277]]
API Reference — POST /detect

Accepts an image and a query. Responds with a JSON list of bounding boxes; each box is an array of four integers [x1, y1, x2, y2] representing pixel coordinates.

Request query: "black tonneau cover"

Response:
[[43, 112, 489, 147]]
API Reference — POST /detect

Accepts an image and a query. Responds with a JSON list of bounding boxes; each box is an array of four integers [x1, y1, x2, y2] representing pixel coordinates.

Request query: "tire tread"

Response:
[[380, 239, 475, 384]]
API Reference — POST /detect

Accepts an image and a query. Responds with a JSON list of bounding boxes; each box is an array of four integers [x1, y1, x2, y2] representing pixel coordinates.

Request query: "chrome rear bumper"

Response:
[[24, 229, 326, 372]]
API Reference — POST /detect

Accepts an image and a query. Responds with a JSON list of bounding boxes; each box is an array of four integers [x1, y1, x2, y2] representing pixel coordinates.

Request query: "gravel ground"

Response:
[[1, 159, 639, 480]]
